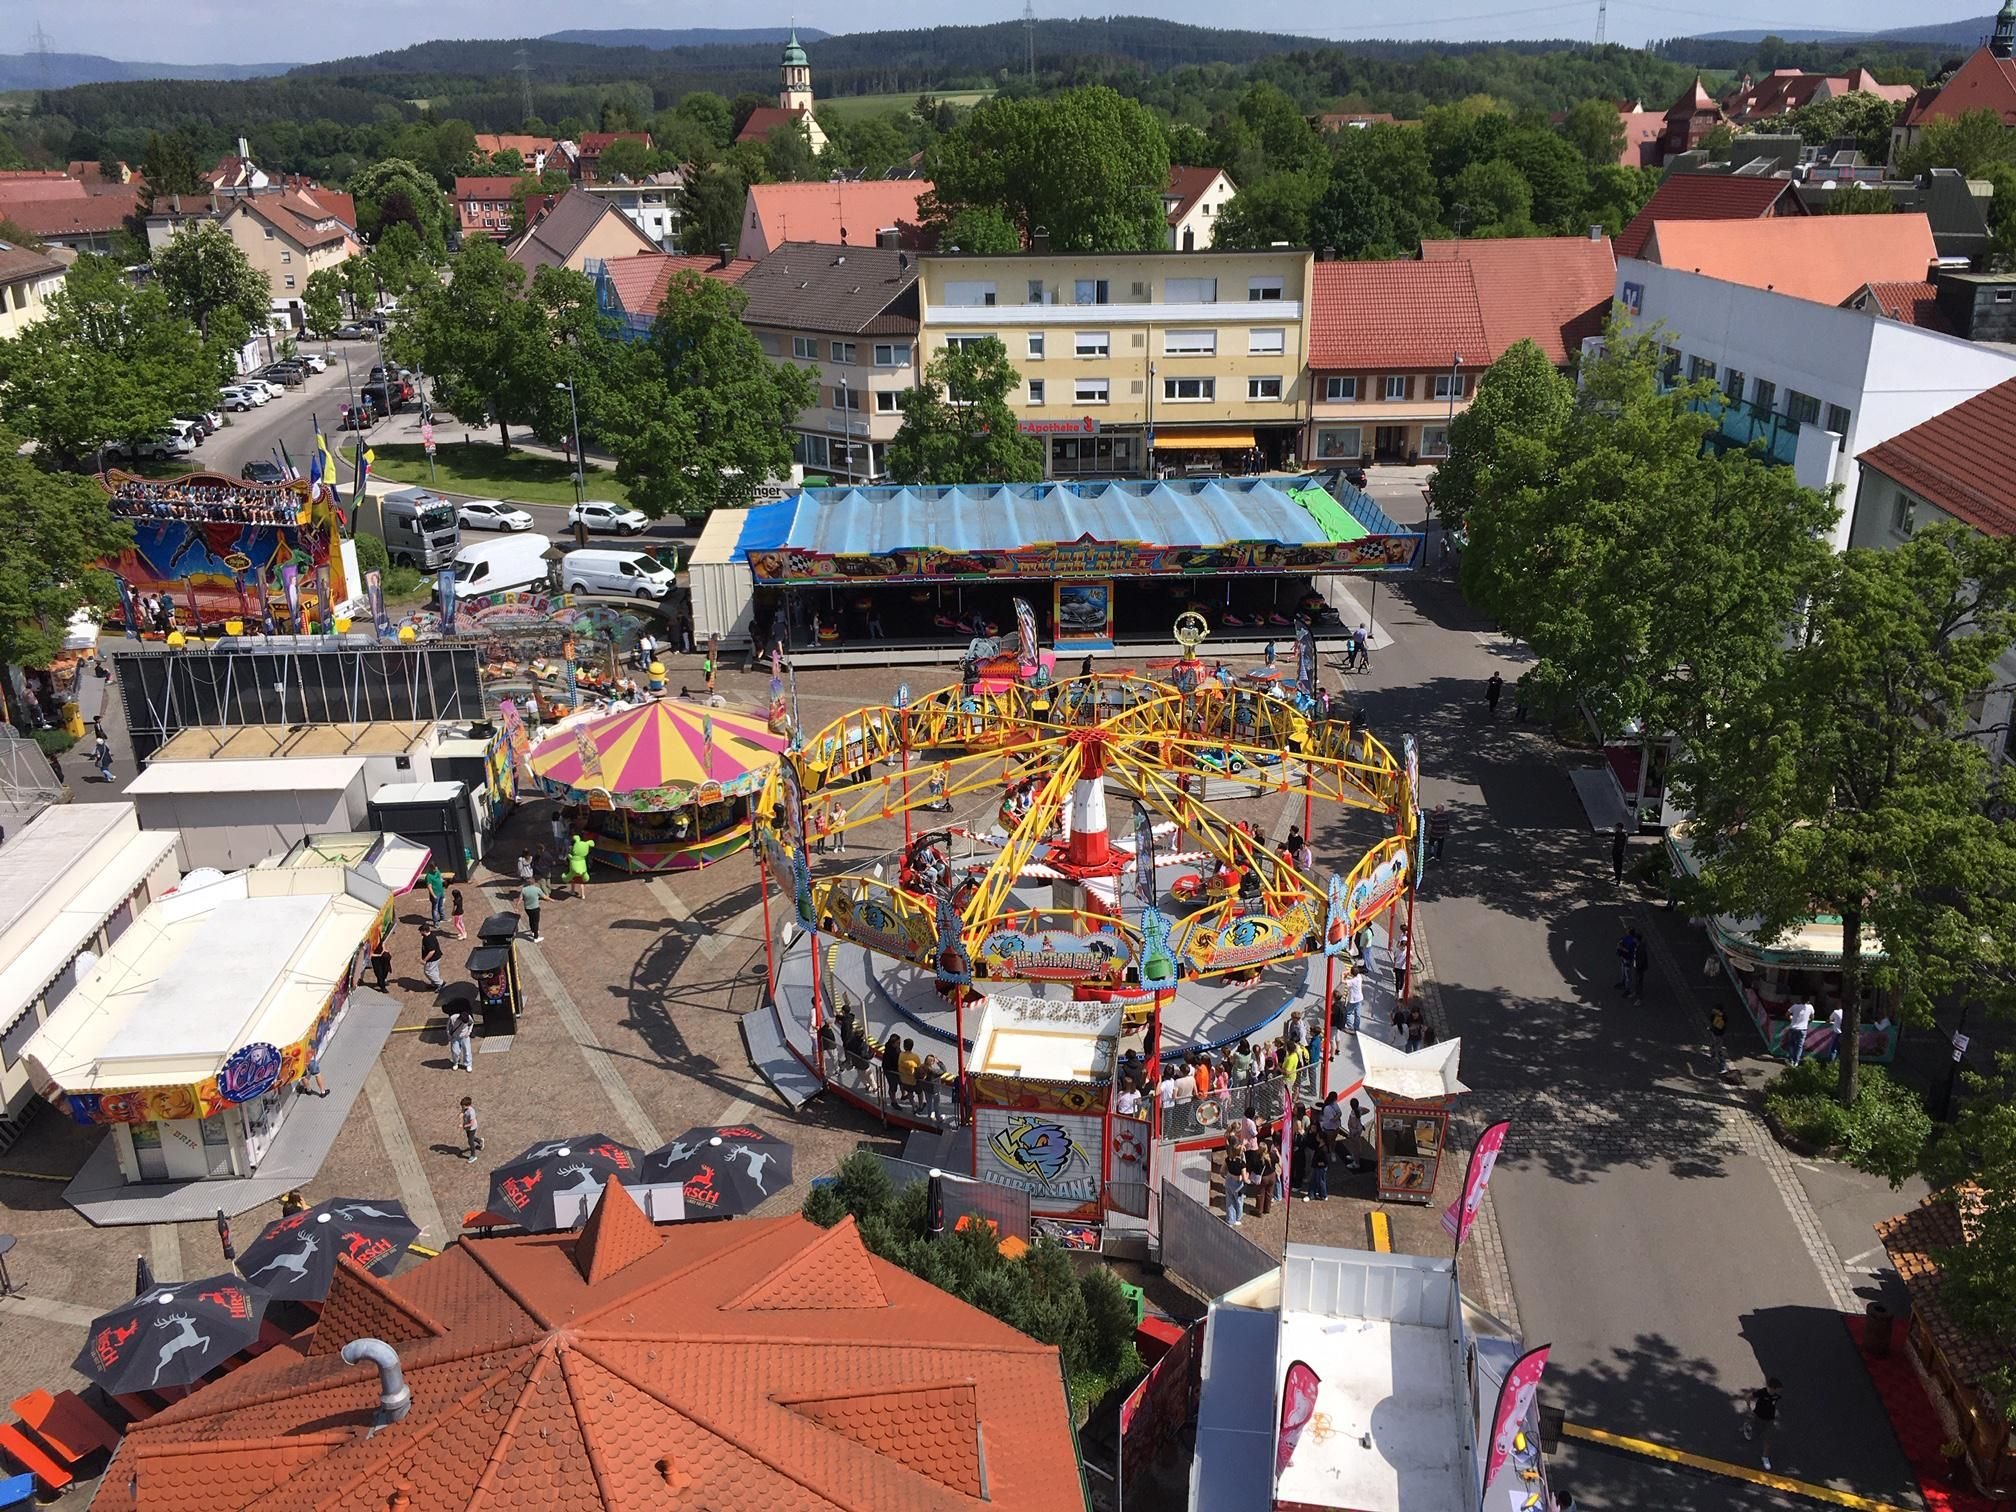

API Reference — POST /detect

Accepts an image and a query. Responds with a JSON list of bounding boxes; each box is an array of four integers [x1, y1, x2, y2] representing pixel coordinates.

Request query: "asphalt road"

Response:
[[193, 337, 384, 480]]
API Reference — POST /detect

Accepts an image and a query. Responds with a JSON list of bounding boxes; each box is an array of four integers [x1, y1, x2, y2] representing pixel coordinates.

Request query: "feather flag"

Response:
[[277, 439, 300, 481], [352, 440, 374, 505], [306, 438, 326, 501]]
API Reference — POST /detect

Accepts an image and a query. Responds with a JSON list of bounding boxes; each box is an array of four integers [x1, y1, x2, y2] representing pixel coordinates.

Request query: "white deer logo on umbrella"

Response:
[[555, 1164, 606, 1204], [250, 1232, 318, 1286], [724, 1144, 777, 1194], [152, 1314, 210, 1384], [651, 1140, 700, 1171]]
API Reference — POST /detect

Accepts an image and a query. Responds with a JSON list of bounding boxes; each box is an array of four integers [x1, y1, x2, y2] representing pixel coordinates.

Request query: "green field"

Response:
[[368, 441, 638, 509], [819, 90, 991, 120]]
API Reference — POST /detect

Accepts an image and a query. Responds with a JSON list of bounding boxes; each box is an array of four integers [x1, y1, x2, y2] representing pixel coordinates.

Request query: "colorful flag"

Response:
[[1296, 622, 1317, 694], [1276, 1359, 1321, 1474], [364, 569, 389, 639], [115, 576, 137, 638], [352, 439, 373, 504], [1132, 800, 1158, 908], [1013, 596, 1039, 665], [1442, 1119, 1511, 1249], [277, 438, 299, 481], [1482, 1344, 1551, 1506]]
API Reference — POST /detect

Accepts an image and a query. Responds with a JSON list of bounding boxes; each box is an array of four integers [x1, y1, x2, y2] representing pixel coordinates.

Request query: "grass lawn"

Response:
[[367, 442, 637, 508], [819, 90, 991, 119]]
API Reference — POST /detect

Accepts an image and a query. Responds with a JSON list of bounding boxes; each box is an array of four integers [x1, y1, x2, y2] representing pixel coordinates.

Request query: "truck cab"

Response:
[[362, 488, 461, 571]]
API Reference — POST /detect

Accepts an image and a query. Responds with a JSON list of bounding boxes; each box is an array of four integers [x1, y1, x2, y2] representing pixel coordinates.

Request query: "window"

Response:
[[1315, 426, 1363, 460], [1433, 373, 1466, 401], [830, 341, 857, 365], [873, 342, 909, 367], [262, 226, 274, 239], [1751, 378, 1776, 415], [1163, 329, 1216, 356], [1786, 390, 1821, 427], [1247, 276, 1284, 300], [1075, 378, 1110, 404], [1249, 327, 1285, 356], [1723, 368, 1745, 402], [1163, 277, 1217, 304], [833, 387, 861, 411], [875, 390, 901, 413], [1075, 331, 1110, 358], [946, 334, 994, 350], [1027, 378, 1046, 405], [1997, 288, 2015, 304], [1688, 355, 1715, 382], [1248, 376, 1284, 400], [1074, 278, 1109, 305], [943, 280, 997, 307], [1420, 425, 1450, 458], [792, 336, 817, 360], [1027, 279, 1045, 303], [280, 250, 291, 264], [1027, 332, 1045, 360], [1163, 376, 1215, 401], [1660, 348, 1681, 387], [1383, 376, 1409, 401], [1325, 376, 1358, 402], [1891, 487, 1917, 536], [283, 275, 295, 289], [793, 432, 830, 468], [1825, 403, 1851, 435]]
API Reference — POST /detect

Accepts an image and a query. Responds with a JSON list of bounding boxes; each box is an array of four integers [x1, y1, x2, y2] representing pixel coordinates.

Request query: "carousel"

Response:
[[526, 699, 788, 873], [749, 617, 1424, 1218]]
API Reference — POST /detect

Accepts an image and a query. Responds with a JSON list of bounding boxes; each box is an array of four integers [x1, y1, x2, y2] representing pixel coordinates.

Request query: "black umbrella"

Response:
[[236, 1198, 421, 1301], [487, 1134, 647, 1232], [646, 1125, 795, 1217], [75, 1275, 269, 1394]]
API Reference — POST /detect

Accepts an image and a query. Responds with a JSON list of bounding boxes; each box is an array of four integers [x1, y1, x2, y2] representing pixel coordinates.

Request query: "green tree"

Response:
[[152, 221, 271, 361], [1927, 1054, 2016, 1414], [884, 336, 1044, 486], [1898, 108, 2016, 179], [390, 238, 536, 450], [1427, 339, 1573, 531], [1329, 123, 1443, 253], [1780, 93, 1904, 160], [922, 86, 1169, 251], [1676, 525, 2016, 1106], [675, 91, 733, 148], [0, 256, 215, 467], [1983, 162, 2016, 267], [599, 272, 818, 517], [1822, 188, 1898, 214], [509, 168, 571, 237], [1582, 163, 1659, 235], [595, 136, 653, 181], [368, 222, 427, 300], [341, 254, 381, 321], [939, 205, 1022, 254], [302, 266, 345, 342], [139, 130, 202, 207], [1559, 99, 1627, 167], [427, 120, 478, 185], [349, 158, 450, 254], [675, 165, 747, 257], [1216, 170, 1324, 250], [0, 432, 129, 722], [1501, 128, 1589, 229], [487, 148, 524, 175], [1449, 159, 1535, 237], [761, 119, 821, 184], [1460, 319, 1837, 739]]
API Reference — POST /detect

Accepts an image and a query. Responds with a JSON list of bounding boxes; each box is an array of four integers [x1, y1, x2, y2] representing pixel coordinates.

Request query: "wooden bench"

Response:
[[0, 1421, 71, 1493], [12, 1389, 119, 1460]]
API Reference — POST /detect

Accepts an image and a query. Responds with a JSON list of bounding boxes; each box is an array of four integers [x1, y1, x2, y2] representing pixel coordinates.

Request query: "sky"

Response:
[[27, 0, 2002, 67]]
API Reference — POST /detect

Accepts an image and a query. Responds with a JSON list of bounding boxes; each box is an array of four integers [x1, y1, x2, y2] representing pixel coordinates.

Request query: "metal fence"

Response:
[[115, 644, 486, 763], [869, 1152, 1032, 1243], [1158, 1178, 1276, 1302], [1159, 1072, 1299, 1144]]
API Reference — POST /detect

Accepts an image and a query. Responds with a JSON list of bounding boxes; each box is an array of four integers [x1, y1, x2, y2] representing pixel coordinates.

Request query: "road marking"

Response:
[[0, 1293, 101, 1329], [1842, 1245, 1885, 1269], [648, 876, 693, 923], [362, 1062, 450, 1248], [516, 938, 663, 1149], [1563, 1422, 1914, 1510], [1367, 1211, 1392, 1252], [147, 1223, 184, 1284]]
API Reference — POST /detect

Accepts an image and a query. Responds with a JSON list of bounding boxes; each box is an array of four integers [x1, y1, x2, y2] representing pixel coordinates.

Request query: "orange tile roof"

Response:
[[1844, 279, 1953, 333], [736, 105, 811, 144], [1665, 75, 1722, 118], [0, 176, 86, 207], [1857, 376, 2016, 539], [455, 176, 529, 202], [1901, 47, 2016, 128], [1645, 213, 1937, 306], [572, 1174, 664, 1284], [1164, 165, 1224, 225], [742, 179, 933, 252], [474, 133, 555, 159], [1615, 174, 1802, 259], [1, 189, 137, 237], [117, 1197, 1082, 1511], [305, 1255, 449, 1357], [1877, 1192, 2016, 1390], [1307, 259, 1490, 370], [1618, 110, 1666, 166], [600, 250, 757, 317], [1419, 235, 1616, 366]]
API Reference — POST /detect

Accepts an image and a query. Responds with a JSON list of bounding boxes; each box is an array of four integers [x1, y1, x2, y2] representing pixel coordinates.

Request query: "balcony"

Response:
[[1693, 397, 1800, 465]]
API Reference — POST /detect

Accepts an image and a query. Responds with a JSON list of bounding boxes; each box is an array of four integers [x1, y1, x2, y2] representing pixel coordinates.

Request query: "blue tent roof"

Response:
[[732, 476, 1404, 562]]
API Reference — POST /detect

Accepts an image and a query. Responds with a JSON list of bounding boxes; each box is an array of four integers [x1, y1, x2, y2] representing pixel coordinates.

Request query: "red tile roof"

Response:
[[474, 133, 555, 159], [0, 176, 86, 208], [1666, 75, 1722, 118], [1844, 279, 1953, 333], [1616, 174, 1803, 259], [1419, 235, 1616, 366], [580, 131, 652, 152], [1164, 165, 1225, 226], [1901, 47, 2016, 127], [1646, 213, 1937, 306], [1, 189, 137, 237], [1308, 259, 1490, 370], [1858, 377, 2016, 538], [236, 191, 352, 251], [736, 105, 812, 144], [454, 176, 528, 202], [1878, 1192, 2016, 1391], [1618, 109, 1666, 166], [601, 250, 757, 317], [117, 1196, 1083, 1511], [739, 179, 933, 259]]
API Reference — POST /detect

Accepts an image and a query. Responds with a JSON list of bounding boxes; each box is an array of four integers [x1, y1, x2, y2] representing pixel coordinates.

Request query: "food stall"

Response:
[[1358, 1035, 1467, 1206]]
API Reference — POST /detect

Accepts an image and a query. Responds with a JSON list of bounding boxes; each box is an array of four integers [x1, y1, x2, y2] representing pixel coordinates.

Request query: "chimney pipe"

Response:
[[1321, 246, 1336, 261], [715, 243, 730, 270], [1589, 224, 1604, 242], [1031, 225, 1050, 254], [342, 1339, 412, 1429]]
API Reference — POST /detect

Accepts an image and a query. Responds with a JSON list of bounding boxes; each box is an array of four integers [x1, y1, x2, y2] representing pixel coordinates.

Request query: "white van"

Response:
[[560, 547, 676, 600], [449, 533, 552, 598]]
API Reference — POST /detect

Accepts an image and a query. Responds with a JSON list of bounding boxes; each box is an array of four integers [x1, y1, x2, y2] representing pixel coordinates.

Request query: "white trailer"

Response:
[[689, 507, 756, 650]]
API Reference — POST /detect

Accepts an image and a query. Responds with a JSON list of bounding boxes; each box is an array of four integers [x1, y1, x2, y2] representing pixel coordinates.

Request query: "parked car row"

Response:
[[442, 534, 676, 601]]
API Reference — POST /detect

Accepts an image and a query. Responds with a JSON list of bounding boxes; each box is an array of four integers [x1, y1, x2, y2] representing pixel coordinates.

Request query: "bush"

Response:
[[382, 566, 425, 600], [353, 531, 390, 575], [1764, 1059, 1930, 1187]]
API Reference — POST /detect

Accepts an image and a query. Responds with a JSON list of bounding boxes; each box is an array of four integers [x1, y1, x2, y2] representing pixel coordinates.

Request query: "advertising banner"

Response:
[[280, 563, 300, 631], [1295, 621, 1317, 694], [437, 568, 459, 636], [1276, 1359, 1322, 1475], [1482, 1344, 1551, 1508], [1014, 596, 1040, 665], [976, 1107, 1102, 1217], [1442, 1119, 1511, 1249], [365, 570, 390, 639], [1053, 579, 1114, 649]]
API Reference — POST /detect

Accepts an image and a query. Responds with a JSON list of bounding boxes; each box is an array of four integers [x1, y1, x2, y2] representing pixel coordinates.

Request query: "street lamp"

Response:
[[837, 374, 851, 482], [556, 380, 585, 546], [1445, 353, 1463, 452]]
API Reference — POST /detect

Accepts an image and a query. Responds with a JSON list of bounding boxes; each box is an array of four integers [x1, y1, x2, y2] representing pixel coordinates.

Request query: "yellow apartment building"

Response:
[[916, 248, 1314, 479]]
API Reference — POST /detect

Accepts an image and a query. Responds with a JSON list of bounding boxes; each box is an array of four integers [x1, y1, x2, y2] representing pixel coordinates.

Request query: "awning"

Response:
[[1156, 428, 1254, 451]]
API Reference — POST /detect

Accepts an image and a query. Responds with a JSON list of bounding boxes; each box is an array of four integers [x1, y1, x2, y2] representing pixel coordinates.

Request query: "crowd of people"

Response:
[[109, 481, 299, 524]]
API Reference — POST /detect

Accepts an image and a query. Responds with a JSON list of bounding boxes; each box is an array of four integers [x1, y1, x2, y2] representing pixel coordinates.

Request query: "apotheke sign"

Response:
[[1018, 418, 1102, 435]]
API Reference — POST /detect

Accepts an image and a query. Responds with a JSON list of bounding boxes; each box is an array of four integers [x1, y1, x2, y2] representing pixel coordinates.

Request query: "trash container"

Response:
[[1865, 1300, 1894, 1357]]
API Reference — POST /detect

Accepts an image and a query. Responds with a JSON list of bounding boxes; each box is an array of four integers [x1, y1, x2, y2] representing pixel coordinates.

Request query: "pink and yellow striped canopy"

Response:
[[526, 700, 787, 807]]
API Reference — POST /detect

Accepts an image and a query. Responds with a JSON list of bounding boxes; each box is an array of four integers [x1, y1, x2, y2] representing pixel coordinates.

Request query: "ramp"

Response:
[[740, 1000, 824, 1111]]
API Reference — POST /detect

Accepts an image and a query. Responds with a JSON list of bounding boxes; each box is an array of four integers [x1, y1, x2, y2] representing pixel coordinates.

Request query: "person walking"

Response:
[[516, 849, 535, 888], [459, 1096, 483, 1162], [1344, 964, 1365, 1034], [1708, 1004, 1730, 1075], [1742, 1377, 1783, 1471], [1263, 639, 1276, 670], [369, 938, 393, 992], [424, 861, 446, 924], [1427, 805, 1449, 862], [1611, 820, 1630, 884], [897, 1038, 921, 1106], [921, 1052, 945, 1120], [1615, 926, 1639, 992], [1352, 623, 1370, 672], [1783, 999, 1814, 1065], [882, 1034, 906, 1108], [93, 735, 114, 783], [520, 877, 544, 943], [448, 1007, 475, 1072], [450, 888, 467, 941], [1249, 1146, 1273, 1217], [420, 925, 444, 989]]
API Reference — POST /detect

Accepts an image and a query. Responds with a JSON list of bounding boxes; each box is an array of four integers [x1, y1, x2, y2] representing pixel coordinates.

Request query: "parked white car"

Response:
[[299, 353, 328, 373], [135, 422, 197, 460], [457, 498, 536, 532], [237, 378, 280, 403], [568, 500, 650, 536]]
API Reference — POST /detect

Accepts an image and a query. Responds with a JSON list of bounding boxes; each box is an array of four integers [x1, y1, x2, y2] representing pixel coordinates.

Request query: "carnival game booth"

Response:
[[692, 476, 1421, 653], [751, 661, 1424, 1190], [1667, 822, 1899, 1064], [525, 699, 788, 874], [20, 862, 394, 1184], [966, 995, 1124, 1222]]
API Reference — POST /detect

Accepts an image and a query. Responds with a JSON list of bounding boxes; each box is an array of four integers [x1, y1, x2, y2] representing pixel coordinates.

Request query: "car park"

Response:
[[260, 364, 306, 387], [135, 424, 197, 460], [568, 500, 650, 536], [457, 499, 536, 532], [239, 378, 281, 402], [174, 413, 215, 441]]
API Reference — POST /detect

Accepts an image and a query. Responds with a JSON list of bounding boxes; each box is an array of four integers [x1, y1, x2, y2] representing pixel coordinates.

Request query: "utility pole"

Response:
[[515, 47, 534, 127], [30, 18, 53, 91], [1023, 0, 1036, 82], [1594, 0, 1607, 46]]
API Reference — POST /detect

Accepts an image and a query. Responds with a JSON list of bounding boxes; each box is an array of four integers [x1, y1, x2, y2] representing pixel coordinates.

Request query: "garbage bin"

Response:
[[438, 982, 477, 1034], [1865, 1300, 1894, 1358]]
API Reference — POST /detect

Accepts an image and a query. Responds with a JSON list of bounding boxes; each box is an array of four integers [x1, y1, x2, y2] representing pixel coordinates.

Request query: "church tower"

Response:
[[781, 30, 814, 113], [1992, 0, 2013, 60]]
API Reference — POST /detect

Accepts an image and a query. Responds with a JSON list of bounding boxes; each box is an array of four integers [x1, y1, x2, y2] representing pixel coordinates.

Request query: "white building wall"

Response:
[[1609, 259, 2016, 551]]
